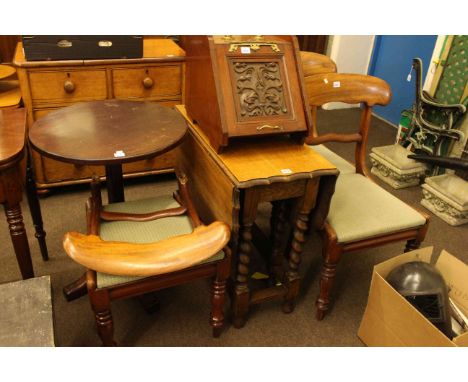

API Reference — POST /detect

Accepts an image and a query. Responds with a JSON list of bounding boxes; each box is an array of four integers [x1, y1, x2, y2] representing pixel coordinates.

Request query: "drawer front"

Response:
[[37, 152, 175, 185], [29, 69, 107, 104], [112, 65, 182, 100], [39, 155, 104, 185], [33, 99, 180, 121], [123, 149, 176, 174], [33, 142, 177, 186]]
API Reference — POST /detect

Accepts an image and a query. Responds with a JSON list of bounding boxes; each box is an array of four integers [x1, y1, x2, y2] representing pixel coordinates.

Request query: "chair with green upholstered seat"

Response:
[[304, 73, 430, 320], [63, 173, 231, 346]]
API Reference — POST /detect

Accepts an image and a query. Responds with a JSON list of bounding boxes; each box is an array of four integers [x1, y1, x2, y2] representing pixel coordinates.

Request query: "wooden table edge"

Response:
[[175, 105, 339, 188]]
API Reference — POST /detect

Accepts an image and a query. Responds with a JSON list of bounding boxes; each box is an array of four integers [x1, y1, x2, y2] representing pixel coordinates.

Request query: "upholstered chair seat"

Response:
[[327, 173, 427, 244], [63, 173, 231, 346]]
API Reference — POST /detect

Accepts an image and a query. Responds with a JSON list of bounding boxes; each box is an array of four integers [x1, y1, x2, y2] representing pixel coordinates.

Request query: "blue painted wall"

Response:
[[368, 35, 437, 126]]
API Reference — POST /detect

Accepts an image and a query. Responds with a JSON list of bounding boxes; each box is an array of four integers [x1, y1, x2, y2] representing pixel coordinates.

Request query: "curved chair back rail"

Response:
[[305, 73, 392, 107], [305, 73, 392, 176], [300, 51, 337, 77], [63, 221, 230, 277]]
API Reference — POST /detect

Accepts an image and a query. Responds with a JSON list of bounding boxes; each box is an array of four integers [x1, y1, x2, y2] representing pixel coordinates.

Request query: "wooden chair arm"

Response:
[[63, 221, 231, 277], [305, 73, 392, 107]]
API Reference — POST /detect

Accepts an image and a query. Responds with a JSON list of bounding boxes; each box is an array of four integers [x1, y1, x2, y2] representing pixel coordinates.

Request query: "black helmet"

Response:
[[386, 261, 452, 338]]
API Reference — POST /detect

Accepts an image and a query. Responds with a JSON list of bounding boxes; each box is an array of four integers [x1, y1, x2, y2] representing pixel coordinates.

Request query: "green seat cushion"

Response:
[[309, 144, 356, 174], [327, 174, 426, 243], [96, 195, 224, 289]]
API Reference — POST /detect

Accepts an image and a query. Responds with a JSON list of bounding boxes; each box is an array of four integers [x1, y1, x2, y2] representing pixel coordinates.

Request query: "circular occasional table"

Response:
[[29, 100, 187, 203], [29, 100, 187, 301]]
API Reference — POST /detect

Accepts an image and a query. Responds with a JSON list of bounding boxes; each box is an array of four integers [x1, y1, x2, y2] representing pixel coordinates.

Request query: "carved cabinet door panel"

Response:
[[214, 42, 307, 138]]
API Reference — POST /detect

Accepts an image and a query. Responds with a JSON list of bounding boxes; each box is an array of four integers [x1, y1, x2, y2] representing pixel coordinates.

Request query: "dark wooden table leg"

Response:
[[4, 202, 34, 279], [105, 164, 124, 204], [269, 200, 289, 284], [25, 150, 48, 261], [232, 190, 259, 328], [283, 179, 319, 313]]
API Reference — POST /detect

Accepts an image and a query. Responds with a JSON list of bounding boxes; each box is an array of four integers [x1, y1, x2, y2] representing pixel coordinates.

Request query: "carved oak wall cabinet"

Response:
[[183, 36, 311, 152]]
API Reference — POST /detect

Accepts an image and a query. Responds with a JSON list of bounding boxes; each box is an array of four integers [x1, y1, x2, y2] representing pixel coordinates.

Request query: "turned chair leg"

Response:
[[212, 248, 231, 337], [404, 239, 421, 252], [210, 277, 227, 338], [316, 233, 343, 321], [89, 289, 117, 346], [404, 220, 429, 253]]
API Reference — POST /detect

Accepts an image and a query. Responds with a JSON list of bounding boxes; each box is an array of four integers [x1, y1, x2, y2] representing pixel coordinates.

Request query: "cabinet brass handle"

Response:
[[142, 76, 154, 89], [63, 79, 75, 93], [256, 124, 283, 131], [229, 42, 280, 53]]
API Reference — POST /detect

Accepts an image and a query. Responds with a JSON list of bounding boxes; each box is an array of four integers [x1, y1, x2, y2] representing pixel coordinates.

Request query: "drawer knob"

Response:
[[142, 76, 154, 89], [63, 79, 75, 93]]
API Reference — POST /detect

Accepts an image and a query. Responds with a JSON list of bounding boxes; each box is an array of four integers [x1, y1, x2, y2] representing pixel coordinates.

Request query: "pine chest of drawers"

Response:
[[13, 38, 185, 192]]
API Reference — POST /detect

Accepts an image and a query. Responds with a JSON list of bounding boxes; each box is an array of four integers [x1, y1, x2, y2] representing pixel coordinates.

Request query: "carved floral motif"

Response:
[[422, 189, 466, 219], [370, 157, 424, 189], [232, 62, 288, 118], [421, 187, 468, 226]]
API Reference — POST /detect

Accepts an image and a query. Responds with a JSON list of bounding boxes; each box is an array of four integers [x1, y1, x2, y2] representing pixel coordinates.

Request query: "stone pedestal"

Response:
[[0, 276, 55, 346], [421, 174, 468, 226], [370, 144, 428, 189]]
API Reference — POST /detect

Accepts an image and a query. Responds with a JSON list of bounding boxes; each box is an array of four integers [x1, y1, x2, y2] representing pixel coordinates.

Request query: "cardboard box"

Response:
[[358, 247, 468, 346]]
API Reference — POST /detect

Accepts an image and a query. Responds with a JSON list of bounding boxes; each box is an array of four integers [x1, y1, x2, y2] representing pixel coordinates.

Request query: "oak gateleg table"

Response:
[[176, 105, 338, 327]]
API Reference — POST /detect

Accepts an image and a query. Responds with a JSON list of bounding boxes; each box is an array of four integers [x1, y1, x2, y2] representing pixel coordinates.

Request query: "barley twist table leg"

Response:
[[270, 200, 289, 284], [283, 211, 309, 313], [283, 179, 319, 314], [233, 224, 253, 328]]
